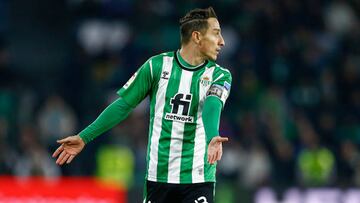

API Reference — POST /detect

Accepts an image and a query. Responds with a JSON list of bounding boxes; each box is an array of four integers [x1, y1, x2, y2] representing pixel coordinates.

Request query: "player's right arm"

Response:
[[53, 59, 154, 165]]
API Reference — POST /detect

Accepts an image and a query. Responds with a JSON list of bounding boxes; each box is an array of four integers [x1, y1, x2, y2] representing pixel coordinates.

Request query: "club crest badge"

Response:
[[200, 76, 211, 86]]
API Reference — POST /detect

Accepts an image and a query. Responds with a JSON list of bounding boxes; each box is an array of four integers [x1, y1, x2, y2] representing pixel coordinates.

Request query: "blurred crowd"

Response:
[[0, 0, 360, 202]]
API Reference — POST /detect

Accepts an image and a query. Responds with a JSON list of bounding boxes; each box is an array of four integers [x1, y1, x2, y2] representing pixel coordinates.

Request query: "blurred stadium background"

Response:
[[0, 0, 360, 202]]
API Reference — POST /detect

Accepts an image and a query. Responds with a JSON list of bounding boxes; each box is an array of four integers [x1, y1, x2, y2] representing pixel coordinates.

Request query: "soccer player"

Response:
[[53, 7, 232, 203]]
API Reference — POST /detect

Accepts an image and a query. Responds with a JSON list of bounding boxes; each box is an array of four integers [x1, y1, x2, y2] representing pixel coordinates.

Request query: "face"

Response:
[[198, 18, 225, 61]]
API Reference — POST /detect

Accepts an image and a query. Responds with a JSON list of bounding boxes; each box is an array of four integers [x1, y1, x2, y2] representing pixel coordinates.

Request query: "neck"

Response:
[[179, 44, 206, 66]]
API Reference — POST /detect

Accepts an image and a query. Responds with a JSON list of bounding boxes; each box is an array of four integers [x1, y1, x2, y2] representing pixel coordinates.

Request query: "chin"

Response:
[[205, 55, 215, 61], [205, 54, 217, 61]]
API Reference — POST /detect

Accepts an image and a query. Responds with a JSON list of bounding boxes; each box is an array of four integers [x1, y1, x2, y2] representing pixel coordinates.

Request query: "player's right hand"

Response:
[[52, 135, 85, 165]]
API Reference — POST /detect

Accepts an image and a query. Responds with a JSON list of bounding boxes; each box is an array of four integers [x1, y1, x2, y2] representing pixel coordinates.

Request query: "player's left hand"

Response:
[[207, 136, 228, 164]]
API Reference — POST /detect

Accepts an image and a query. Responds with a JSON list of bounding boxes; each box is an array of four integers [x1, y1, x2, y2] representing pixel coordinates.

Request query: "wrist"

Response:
[[78, 132, 90, 144], [207, 135, 219, 144]]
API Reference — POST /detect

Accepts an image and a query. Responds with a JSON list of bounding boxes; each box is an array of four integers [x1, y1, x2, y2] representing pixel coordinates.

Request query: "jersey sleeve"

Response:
[[206, 69, 232, 107], [117, 59, 153, 107]]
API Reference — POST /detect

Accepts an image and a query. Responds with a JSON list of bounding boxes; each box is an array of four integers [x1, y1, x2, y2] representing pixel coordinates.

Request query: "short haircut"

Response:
[[179, 7, 218, 45]]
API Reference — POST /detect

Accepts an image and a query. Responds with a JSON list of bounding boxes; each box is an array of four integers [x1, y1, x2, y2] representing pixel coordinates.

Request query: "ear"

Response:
[[191, 31, 202, 45]]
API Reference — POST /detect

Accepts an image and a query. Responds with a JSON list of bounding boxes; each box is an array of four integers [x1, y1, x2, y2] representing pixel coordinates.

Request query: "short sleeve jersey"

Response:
[[117, 51, 232, 184]]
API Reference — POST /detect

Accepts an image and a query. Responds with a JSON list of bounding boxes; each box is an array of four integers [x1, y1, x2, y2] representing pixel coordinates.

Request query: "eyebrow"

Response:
[[213, 28, 221, 32]]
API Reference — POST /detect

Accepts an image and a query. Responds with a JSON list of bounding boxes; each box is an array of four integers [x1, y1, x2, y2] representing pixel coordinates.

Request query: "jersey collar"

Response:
[[174, 50, 208, 71]]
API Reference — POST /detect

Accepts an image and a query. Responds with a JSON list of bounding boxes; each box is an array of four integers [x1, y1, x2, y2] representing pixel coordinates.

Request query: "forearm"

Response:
[[79, 97, 133, 144], [202, 96, 223, 143]]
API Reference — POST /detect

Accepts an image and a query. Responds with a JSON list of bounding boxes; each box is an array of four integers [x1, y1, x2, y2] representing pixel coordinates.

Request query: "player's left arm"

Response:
[[203, 69, 232, 164]]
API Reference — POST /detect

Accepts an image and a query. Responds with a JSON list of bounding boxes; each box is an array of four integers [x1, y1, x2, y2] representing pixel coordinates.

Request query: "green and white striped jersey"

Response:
[[117, 51, 232, 184]]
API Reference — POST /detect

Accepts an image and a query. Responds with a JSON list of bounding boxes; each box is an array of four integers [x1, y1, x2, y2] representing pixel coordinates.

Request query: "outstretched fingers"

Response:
[[52, 144, 64, 158], [57, 137, 71, 144], [215, 150, 220, 162], [58, 153, 70, 165], [66, 155, 75, 164], [56, 150, 67, 165], [218, 147, 223, 161], [208, 150, 217, 164], [207, 153, 212, 164], [207, 137, 227, 164]]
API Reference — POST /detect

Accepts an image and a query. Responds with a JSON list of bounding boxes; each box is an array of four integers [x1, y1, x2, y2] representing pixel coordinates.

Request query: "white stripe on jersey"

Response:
[[149, 59, 153, 79], [167, 69, 193, 183], [213, 73, 224, 83], [192, 66, 215, 183], [217, 64, 231, 74], [148, 56, 173, 182]]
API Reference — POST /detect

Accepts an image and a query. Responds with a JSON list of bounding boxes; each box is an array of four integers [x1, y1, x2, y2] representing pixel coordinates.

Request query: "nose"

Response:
[[219, 35, 225, 47]]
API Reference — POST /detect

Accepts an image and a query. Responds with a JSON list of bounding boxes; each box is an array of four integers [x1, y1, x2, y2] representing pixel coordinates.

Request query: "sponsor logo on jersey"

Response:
[[165, 93, 194, 123], [195, 196, 208, 203], [198, 167, 203, 175], [161, 71, 170, 79], [165, 113, 194, 123], [200, 76, 211, 86]]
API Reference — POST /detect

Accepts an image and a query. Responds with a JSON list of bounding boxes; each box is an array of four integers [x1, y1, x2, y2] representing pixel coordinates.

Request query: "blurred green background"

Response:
[[0, 0, 360, 202]]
